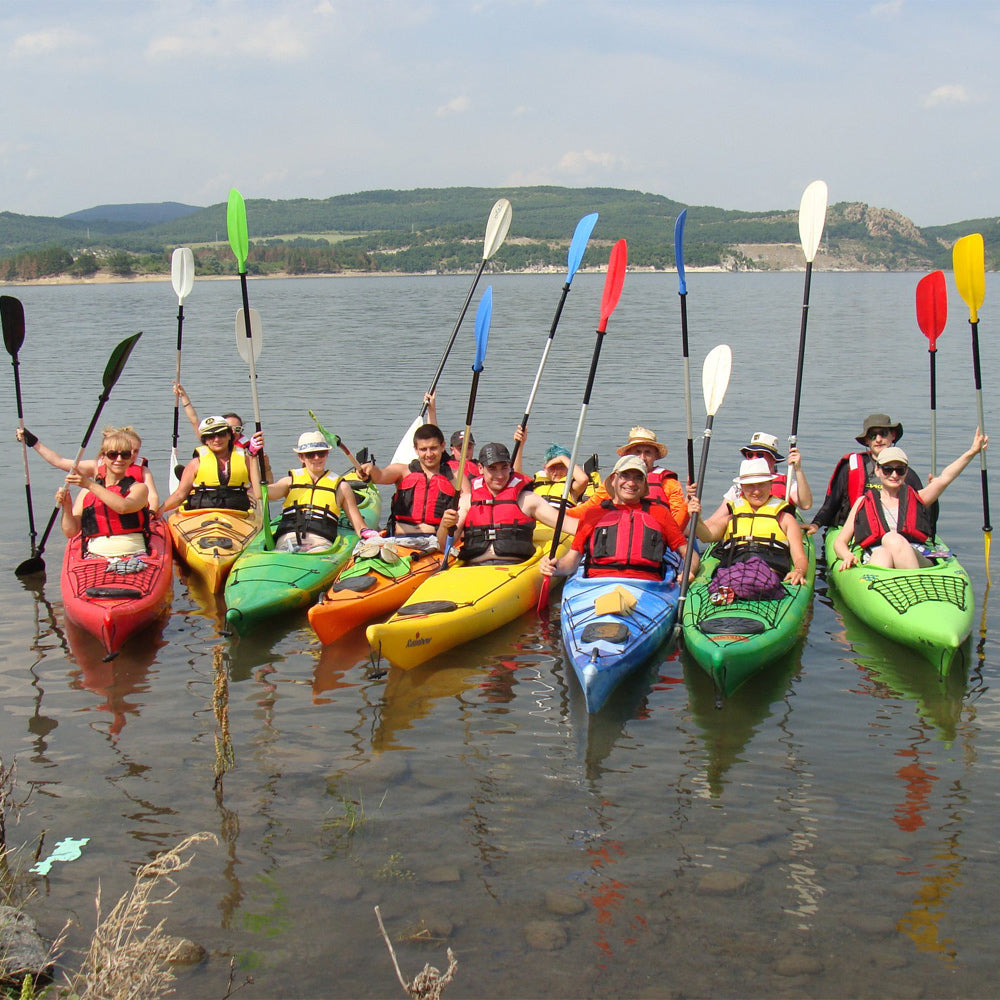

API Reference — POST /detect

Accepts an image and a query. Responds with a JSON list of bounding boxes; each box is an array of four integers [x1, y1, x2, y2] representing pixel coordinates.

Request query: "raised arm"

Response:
[[918, 430, 988, 507]]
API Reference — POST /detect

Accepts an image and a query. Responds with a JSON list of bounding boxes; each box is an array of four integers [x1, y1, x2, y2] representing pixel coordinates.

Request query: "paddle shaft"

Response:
[[679, 291, 695, 483], [969, 317, 992, 531], [676, 414, 717, 621], [511, 279, 571, 464], [420, 258, 487, 420], [786, 259, 814, 503], [10, 351, 39, 555], [237, 273, 266, 481], [929, 347, 938, 476], [171, 302, 185, 454]]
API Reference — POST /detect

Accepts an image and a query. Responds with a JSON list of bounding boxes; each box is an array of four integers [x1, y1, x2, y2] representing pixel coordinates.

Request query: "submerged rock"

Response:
[[524, 919, 567, 951], [0, 906, 52, 983], [544, 889, 586, 916]]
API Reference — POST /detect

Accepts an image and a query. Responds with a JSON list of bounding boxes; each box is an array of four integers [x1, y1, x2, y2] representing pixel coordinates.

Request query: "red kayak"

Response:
[[60, 519, 173, 658]]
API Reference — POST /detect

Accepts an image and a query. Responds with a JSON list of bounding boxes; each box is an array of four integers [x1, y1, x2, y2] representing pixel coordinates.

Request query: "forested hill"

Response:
[[1, 186, 997, 282]]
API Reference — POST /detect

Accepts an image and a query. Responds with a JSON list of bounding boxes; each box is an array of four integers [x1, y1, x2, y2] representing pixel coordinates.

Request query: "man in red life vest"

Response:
[[363, 424, 471, 545], [439, 442, 570, 565], [808, 413, 931, 533], [540, 455, 690, 582]]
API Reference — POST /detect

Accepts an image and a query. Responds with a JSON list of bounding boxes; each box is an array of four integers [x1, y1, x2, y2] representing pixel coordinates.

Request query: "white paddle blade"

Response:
[[390, 414, 423, 466], [702, 344, 733, 416], [798, 180, 828, 263], [483, 198, 513, 260], [168, 447, 180, 494], [171, 247, 195, 303], [235, 308, 263, 364]]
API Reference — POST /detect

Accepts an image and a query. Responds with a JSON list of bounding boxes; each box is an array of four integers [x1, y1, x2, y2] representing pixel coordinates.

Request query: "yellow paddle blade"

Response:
[[594, 585, 637, 617], [953, 233, 985, 323], [985, 529, 992, 586]]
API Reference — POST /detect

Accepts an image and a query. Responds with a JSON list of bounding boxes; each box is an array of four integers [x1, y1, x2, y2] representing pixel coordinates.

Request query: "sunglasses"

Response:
[[881, 464, 908, 477], [202, 430, 230, 441], [104, 450, 133, 461], [867, 429, 892, 440], [743, 450, 773, 459], [301, 451, 328, 460]]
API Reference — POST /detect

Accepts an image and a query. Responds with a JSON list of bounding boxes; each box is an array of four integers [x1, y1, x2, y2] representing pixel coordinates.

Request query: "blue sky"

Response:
[[1, 0, 996, 226]]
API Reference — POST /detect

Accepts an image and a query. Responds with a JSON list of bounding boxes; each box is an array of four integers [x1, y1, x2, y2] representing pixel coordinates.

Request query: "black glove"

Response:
[[21, 428, 38, 448]]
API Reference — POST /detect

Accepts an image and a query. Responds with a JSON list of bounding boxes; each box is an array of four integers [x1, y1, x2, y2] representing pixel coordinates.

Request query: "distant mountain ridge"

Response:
[[1, 187, 998, 278], [62, 202, 203, 226]]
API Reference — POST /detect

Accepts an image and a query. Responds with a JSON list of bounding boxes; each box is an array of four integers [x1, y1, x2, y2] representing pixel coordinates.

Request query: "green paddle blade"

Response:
[[103, 332, 143, 391], [227, 188, 249, 274]]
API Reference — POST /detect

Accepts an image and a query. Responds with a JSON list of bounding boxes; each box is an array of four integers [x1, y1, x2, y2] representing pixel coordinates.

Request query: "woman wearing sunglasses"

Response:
[[834, 430, 987, 570], [55, 428, 152, 557]]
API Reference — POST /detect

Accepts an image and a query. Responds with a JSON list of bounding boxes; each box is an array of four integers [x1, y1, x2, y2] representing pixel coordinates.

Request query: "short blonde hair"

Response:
[[100, 429, 135, 456]]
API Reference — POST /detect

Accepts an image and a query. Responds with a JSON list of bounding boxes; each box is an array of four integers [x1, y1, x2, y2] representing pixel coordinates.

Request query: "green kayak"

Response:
[[224, 480, 381, 636], [681, 532, 816, 697], [824, 527, 973, 675]]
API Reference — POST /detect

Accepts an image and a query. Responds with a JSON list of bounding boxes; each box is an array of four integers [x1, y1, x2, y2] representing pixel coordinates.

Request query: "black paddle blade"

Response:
[[15, 554, 44, 578], [102, 331, 143, 390], [1, 295, 25, 357]]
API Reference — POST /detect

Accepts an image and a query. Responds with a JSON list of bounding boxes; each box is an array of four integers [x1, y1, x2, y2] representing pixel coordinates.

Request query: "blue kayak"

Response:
[[559, 558, 680, 713]]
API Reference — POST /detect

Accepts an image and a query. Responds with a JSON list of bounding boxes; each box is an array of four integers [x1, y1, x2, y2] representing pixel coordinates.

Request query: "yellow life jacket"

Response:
[[277, 467, 343, 544], [724, 495, 789, 545], [186, 446, 252, 511]]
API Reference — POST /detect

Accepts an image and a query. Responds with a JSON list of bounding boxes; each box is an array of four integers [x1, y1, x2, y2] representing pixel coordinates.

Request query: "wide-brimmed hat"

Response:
[[293, 432, 330, 454], [616, 426, 668, 459], [478, 442, 511, 467], [198, 415, 231, 437], [876, 446, 909, 467], [856, 413, 903, 445], [603, 454, 648, 494], [733, 457, 776, 485], [740, 431, 784, 462]]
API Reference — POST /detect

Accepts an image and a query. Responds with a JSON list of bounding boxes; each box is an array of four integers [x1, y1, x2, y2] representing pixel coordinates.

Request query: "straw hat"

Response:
[[616, 426, 668, 459]]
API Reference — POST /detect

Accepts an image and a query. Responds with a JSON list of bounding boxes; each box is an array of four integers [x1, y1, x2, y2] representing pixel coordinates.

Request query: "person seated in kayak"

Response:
[[689, 458, 809, 589], [18, 424, 161, 508], [156, 415, 262, 516], [267, 432, 376, 553], [808, 413, 930, 534], [540, 455, 690, 582], [173, 384, 264, 458], [55, 428, 152, 558], [439, 442, 572, 565], [564, 426, 688, 529], [834, 431, 987, 570], [423, 393, 483, 480], [363, 423, 471, 543], [531, 444, 591, 507]]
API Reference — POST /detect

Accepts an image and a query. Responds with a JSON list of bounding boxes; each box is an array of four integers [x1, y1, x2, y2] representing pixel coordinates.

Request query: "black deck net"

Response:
[[866, 572, 969, 615]]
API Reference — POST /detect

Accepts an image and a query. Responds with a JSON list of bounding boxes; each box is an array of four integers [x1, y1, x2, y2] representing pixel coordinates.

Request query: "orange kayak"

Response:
[[308, 540, 456, 645]]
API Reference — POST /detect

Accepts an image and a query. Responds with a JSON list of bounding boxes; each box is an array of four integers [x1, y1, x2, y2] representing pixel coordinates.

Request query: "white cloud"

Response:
[[435, 96, 472, 117], [556, 149, 625, 175], [870, 0, 904, 17], [922, 84, 974, 108], [11, 27, 90, 56], [147, 15, 309, 61]]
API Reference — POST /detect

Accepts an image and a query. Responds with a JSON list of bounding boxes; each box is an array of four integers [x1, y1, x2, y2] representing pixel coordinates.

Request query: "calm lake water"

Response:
[[1, 269, 998, 998]]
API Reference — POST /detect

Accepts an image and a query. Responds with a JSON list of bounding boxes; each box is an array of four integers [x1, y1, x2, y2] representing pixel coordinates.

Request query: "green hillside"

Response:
[[0, 186, 991, 282]]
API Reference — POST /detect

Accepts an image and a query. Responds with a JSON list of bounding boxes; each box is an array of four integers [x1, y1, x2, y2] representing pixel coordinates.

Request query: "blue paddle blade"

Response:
[[674, 209, 688, 295], [473, 286, 492, 372], [566, 212, 599, 283]]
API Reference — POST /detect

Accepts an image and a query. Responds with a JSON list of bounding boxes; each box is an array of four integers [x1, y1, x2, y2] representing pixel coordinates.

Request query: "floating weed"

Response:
[[375, 852, 414, 882]]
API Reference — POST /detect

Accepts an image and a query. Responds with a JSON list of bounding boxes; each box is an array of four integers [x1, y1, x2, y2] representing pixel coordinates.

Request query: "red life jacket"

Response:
[[390, 461, 457, 528], [446, 456, 482, 480], [853, 486, 931, 549], [646, 467, 677, 505], [825, 452, 872, 506], [80, 467, 150, 547], [584, 501, 666, 580], [461, 472, 536, 562]]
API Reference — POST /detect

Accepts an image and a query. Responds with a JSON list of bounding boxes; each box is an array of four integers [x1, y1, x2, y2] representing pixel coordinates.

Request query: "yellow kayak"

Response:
[[366, 537, 570, 670], [168, 506, 260, 593]]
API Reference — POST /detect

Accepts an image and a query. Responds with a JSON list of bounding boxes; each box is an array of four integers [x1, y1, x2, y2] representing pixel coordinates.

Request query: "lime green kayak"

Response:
[[824, 527, 973, 675], [681, 532, 816, 697], [224, 479, 380, 635]]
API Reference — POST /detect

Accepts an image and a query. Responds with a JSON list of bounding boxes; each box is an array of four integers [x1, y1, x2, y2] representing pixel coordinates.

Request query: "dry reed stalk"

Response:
[[374, 905, 458, 1000], [212, 645, 234, 787], [64, 832, 217, 1000]]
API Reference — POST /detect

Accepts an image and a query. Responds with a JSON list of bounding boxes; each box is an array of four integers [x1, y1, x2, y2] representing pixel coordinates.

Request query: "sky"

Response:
[[1, 0, 998, 227]]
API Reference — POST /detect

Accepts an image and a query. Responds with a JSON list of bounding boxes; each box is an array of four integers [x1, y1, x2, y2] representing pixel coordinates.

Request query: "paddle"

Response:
[[674, 209, 695, 483], [953, 232, 991, 580], [439, 286, 493, 569], [28, 332, 144, 569], [536, 239, 628, 615], [672, 344, 734, 643], [916, 270, 948, 476], [787, 180, 828, 503], [168, 247, 195, 493], [510, 212, 599, 464], [2, 296, 43, 576], [308, 409, 364, 474], [227, 188, 267, 483], [390, 198, 512, 465]]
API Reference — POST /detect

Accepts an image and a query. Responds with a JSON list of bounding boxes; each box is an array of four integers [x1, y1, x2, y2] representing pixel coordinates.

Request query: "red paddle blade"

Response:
[[916, 270, 947, 349], [598, 239, 628, 330]]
